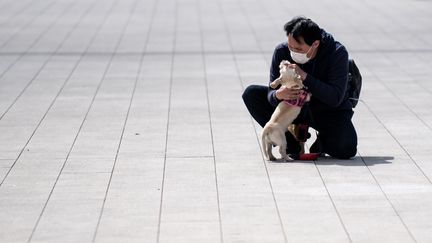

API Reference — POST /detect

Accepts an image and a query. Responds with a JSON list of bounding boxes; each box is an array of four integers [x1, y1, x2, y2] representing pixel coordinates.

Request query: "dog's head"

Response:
[[275, 60, 303, 89]]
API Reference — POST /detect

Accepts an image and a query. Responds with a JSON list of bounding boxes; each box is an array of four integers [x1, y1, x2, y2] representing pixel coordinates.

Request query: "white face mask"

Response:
[[290, 45, 313, 64]]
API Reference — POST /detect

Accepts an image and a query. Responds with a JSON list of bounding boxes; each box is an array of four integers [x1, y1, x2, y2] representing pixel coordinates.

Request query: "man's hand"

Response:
[[275, 86, 301, 100]]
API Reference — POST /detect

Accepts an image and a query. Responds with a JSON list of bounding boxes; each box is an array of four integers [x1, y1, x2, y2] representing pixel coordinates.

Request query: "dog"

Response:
[[261, 60, 311, 161]]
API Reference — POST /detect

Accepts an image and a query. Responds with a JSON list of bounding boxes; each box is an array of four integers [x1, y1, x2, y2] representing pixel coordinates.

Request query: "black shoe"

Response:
[[286, 142, 302, 155]]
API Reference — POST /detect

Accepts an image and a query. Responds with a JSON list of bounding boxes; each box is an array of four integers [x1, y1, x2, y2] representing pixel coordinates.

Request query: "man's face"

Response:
[[287, 34, 310, 54]]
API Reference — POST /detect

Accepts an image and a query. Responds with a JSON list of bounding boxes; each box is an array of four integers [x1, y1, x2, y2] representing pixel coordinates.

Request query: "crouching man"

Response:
[[242, 16, 357, 159]]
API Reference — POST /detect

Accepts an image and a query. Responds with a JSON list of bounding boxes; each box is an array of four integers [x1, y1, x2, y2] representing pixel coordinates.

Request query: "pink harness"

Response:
[[283, 89, 310, 107]]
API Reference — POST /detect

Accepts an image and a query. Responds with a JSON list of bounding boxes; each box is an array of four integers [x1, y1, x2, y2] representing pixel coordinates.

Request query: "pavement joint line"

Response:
[[358, 151, 418, 242], [314, 162, 354, 243], [0, 0, 60, 84], [0, 0, 82, 121], [165, 155, 215, 159], [21, 0, 122, 241], [0, 0, 91, 185], [0, 0, 58, 50], [91, 0, 156, 241], [0, 0, 38, 28], [156, 1, 178, 242], [217, 0, 288, 242], [2, 48, 432, 57], [61, 171, 112, 175], [198, 0, 224, 241], [360, 99, 432, 185]]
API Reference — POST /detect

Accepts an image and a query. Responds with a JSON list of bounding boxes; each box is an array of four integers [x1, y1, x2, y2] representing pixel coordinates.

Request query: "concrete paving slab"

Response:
[[29, 172, 110, 243], [158, 157, 221, 243]]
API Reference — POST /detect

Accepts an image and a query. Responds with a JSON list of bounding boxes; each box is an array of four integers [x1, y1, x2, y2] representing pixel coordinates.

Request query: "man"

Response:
[[242, 16, 357, 159]]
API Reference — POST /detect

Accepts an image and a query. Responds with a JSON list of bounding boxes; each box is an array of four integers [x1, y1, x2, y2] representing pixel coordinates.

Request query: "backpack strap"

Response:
[[348, 59, 362, 108]]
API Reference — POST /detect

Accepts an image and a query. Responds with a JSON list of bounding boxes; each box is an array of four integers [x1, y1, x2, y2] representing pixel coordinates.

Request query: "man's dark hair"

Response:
[[284, 16, 322, 45]]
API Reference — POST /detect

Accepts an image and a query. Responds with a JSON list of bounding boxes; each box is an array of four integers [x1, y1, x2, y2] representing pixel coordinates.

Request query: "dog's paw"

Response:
[[269, 79, 280, 89], [268, 156, 276, 161], [284, 156, 294, 162]]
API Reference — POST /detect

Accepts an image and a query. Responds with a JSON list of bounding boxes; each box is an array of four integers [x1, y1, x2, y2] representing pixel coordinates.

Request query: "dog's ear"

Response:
[[279, 60, 290, 69], [279, 63, 285, 70], [280, 60, 290, 65]]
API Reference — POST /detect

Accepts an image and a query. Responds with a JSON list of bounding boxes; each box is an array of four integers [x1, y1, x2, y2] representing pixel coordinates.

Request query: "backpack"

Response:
[[347, 59, 362, 108]]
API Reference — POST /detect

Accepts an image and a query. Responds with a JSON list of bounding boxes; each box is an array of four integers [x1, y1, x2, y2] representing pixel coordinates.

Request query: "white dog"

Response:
[[261, 60, 311, 161]]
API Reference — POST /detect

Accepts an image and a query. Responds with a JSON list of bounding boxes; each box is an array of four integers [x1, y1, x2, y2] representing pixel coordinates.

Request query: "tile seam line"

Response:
[[24, 0, 122, 241], [0, 0, 91, 186], [359, 100, 432, 185], [1, 48, 430, 57], [313, 162, 353, 242], [360, 0, 430, 48], [197, 0, 224, 242], [327, 0, 432, 133], [216, 0, 288, 242], [0, 0, 59, 85], [0, 1, 87, 120], [0, 0, 38, 28], [337, 0, 432, 133], [156, 0, 178, 242], [375, 52, 432, 131], [244, 1, 420, 242], [356, 71, 432, 184], [0, 0, 72, 120], [238, 0, 351, 241], [91, 0, 158, 240], [311, 1, 421, 241], [358, 151, 418, 242], [0, 0, 57, 50], [291, 0, 372, 241]]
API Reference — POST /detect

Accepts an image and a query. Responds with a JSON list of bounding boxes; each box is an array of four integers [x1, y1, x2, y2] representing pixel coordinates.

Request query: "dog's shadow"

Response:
[[271, 155, 394, 166]]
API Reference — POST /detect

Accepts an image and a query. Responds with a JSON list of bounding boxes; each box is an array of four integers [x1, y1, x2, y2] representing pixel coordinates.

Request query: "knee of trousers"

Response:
[[242, 85, 259, 104], [326, 141, 357, 160]]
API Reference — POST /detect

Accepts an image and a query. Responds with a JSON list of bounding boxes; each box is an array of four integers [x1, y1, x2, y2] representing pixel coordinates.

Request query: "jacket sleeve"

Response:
[[303, 46, 349, 108], [267, 47, 282, 107]]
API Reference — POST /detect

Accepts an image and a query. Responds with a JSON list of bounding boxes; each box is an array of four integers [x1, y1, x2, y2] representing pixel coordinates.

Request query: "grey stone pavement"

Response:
[[0, 0, 432, 242]]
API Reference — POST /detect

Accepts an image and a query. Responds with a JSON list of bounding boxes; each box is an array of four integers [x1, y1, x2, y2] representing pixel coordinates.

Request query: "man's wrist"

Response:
[[301, 72, 307, 81], [273, 90, 281, 101]]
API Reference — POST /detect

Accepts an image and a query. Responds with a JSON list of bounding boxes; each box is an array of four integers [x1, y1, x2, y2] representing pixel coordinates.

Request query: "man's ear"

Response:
[[313, 40, 320, 48]]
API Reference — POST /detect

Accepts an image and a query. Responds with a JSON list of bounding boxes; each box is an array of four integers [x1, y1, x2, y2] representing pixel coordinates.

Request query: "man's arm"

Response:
[[267, 46, 283, 107], [303, 47, 349, 107]]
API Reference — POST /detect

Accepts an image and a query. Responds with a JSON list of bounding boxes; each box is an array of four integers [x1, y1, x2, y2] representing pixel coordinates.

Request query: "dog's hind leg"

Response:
[[261, 129, 276, 161], [266, 141, 276, 161]]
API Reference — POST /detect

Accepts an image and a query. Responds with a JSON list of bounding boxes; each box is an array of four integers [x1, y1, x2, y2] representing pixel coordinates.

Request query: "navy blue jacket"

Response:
[[268, 30, 352, 112]]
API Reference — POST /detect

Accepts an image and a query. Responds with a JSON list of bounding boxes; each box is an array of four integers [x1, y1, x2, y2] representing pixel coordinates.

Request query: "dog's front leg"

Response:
[[279, 141, 293, 162], [270, 77, 282, 89]]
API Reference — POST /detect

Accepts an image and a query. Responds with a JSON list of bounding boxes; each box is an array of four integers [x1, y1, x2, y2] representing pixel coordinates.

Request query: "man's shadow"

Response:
[[272, 156, 394, 166], [315, 156, 394, 166]]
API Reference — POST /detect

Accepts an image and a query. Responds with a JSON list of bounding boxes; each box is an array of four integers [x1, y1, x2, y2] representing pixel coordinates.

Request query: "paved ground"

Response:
[[0, 0, 432, 242]]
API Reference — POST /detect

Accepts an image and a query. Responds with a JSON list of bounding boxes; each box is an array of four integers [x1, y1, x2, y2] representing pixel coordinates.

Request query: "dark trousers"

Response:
[[242, 85, 357, 159]]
